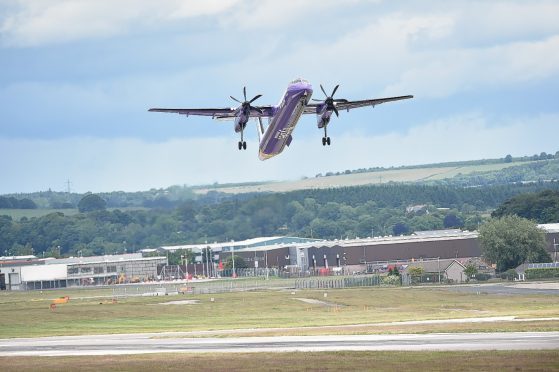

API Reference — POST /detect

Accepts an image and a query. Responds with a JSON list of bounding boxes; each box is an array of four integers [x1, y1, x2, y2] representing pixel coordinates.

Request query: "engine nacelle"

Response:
[[317, 111, 332, 129], [234, 113, 249, 133]]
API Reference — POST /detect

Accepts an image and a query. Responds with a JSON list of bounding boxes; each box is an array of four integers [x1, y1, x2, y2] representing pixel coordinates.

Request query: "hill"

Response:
[[194, 159, 558, 195]]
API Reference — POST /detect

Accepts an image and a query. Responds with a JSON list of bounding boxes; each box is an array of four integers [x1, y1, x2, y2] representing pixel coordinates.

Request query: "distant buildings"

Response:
[[2, 224, 558, 291]]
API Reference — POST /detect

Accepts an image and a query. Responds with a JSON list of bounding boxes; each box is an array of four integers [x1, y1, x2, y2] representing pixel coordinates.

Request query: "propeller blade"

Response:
[[249, 94, 262, 103], [230, 96, 242, 103], [333, 106, 339, 117], [331, 84, 339, 97], [320, 84, 327, 97], [243, 87, 247, 101]]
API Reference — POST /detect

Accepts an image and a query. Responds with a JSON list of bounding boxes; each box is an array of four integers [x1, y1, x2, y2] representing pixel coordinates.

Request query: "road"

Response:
[[1, 332, 558, 356]]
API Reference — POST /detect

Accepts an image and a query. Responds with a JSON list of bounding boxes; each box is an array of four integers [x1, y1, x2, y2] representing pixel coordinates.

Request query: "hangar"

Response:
[[213, 230, 480, 273]]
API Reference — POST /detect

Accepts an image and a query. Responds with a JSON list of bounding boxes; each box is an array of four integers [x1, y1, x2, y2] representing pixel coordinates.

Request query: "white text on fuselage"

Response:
[[275, 126, 295, 140]]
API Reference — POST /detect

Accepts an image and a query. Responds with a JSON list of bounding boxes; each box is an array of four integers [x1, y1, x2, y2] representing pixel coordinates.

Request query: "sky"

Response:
[[1, 0, 558, 194]]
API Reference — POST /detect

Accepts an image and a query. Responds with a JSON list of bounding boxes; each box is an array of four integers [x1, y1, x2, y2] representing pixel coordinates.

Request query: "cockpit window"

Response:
[[290, 78, 309, 84]]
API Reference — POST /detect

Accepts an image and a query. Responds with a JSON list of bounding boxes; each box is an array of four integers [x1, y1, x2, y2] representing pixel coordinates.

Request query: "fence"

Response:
[[295, 275, 382, 289], [111, 277, 297, 297]]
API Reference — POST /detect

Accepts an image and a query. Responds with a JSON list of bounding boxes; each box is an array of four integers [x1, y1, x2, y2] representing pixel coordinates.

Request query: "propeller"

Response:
[[230, 87, 263, 115], [311, 84, 348, 117]]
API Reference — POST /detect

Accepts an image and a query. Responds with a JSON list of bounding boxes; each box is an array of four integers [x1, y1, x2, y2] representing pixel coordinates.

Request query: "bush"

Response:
[[500, 269, 517, 281], [473, 273, 491, 281], [382, 275, 401, 286]]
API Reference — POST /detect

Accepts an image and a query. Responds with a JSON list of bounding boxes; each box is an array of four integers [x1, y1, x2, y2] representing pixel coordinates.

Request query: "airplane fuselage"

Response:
[[258, 79, 313, 160]]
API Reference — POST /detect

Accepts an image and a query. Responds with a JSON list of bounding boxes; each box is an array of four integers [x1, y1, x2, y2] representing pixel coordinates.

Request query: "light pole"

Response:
[[438, 257, 441, 283]]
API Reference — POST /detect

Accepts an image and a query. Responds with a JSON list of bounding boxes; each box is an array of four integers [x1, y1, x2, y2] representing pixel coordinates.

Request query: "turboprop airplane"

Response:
[[149, 78, 412, 160]]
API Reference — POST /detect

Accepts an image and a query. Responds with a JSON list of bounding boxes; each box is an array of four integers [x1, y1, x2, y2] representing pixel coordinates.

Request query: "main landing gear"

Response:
[[322, 126, 331, 146]]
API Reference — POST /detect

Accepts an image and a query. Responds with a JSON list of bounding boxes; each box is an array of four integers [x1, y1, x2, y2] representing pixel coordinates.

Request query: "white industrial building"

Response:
[[0, 253, 167, 291]]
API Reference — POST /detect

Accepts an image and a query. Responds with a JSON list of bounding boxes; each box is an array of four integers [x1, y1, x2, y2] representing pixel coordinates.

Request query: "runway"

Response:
[[1, 332, 558, 356]]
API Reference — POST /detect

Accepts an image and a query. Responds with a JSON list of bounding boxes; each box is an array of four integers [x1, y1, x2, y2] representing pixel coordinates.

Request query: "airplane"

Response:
[[149, 78, 412, 161]]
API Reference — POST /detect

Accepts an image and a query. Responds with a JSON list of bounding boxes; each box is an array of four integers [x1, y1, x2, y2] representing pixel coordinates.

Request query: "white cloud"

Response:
[[384, 35, 559, 98], [0, 0, 239, 47], [1, 112, 556, 194]]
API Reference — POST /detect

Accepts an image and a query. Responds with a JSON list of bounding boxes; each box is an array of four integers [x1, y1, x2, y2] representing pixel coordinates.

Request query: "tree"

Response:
[[491, 190, 559, 223], [408, 267, 424, 277], [224, 255, 248, 269], [478, 216, 551, 272], [443, 213, 464, 228], [463, 264, 478, 282], [392, 222, 410, 236], [78, 194, 107, 212], [504, 154, 513, 163]]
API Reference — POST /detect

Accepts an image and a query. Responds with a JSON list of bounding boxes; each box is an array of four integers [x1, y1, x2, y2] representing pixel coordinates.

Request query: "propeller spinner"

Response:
[[230, 87, 263, 115], [312, 84, 348, 117]]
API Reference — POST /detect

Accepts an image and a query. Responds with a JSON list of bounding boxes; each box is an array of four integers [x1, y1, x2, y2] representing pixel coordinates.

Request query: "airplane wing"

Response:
[[148, 106, 275, 119], [303, 95, 413, 114]]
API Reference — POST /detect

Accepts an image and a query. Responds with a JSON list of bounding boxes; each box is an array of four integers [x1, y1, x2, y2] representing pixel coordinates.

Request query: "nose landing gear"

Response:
[[322, 126, 331, 146]]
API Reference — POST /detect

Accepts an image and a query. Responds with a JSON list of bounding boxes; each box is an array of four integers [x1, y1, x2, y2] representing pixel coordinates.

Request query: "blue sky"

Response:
[[1, 0, 558, 194]]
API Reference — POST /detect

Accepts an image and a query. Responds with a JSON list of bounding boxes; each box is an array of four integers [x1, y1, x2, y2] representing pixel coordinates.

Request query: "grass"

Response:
[[1, 286, 558, 338], [2, 351, 558, 371]]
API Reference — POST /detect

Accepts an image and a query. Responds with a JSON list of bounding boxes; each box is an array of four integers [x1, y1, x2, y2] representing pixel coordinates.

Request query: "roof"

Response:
[[156, 231, 478, 254], [158, 236, 320, 252], [47, 253, 143, 265], [538, 223, 559, 233], [66, 256, 167, 266]]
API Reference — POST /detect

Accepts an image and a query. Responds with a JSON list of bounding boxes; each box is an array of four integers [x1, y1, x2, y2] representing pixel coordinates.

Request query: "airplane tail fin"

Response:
[[256, 117, 265, 143]]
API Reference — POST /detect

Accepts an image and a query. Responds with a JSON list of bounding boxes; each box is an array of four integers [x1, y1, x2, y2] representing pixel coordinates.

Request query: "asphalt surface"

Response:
[[1, 332, 558, 356]]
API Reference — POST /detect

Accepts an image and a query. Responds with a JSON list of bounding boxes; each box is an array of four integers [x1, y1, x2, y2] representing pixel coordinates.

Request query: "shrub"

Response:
[[474, 273, 491, 281], [382, 275, 401, 286], [500, 269, 517, 281]]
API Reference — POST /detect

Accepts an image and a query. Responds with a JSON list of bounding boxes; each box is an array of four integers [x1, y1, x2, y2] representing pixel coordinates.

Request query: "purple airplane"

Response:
[[149, 78, 412, 160]]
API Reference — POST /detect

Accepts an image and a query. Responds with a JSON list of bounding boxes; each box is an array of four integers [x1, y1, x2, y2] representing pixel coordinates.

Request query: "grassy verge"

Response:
[[2, 351, 558, 371], [1, 286, 558, 338]]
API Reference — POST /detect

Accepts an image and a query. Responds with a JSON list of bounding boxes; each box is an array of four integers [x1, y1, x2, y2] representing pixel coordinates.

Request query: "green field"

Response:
[[194, 161, 531, 194], [1, 286, 558, 339]]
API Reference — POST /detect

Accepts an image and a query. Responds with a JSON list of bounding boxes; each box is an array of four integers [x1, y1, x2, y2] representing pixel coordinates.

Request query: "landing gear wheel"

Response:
[[326, 137, 331, 145], [242, 141, 247, 150], [238, 141, 242, 150], [322, 137, 326, 146]]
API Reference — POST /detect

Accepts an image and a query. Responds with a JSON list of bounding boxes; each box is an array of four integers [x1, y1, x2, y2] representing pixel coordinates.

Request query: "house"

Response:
[[403, 258, 466, 283]]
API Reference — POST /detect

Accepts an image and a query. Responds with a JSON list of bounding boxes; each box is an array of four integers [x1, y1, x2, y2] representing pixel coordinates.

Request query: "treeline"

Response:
[[0, 196, 37, 209], [1, 182, 558, 258], [492, 190, 559, 223], [432, 159, 559, 187]]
